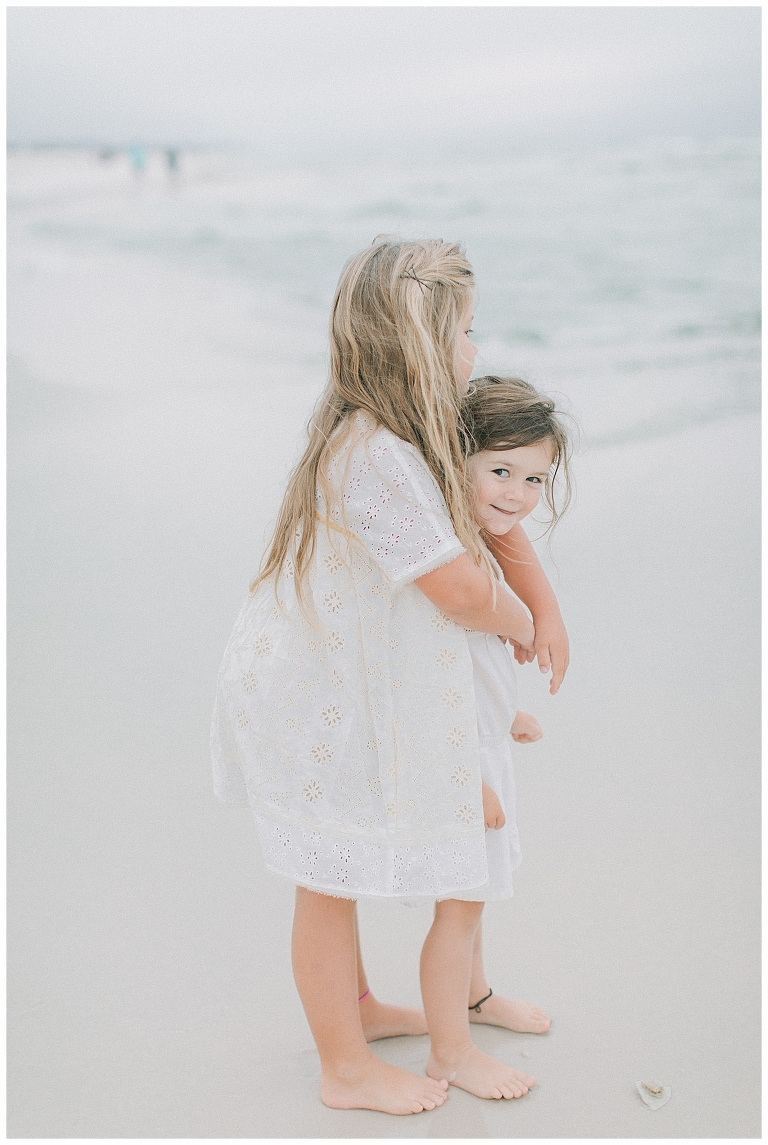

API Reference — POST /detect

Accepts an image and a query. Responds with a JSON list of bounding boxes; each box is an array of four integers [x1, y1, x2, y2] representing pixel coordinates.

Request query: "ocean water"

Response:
[[8, 136, 760, 447]]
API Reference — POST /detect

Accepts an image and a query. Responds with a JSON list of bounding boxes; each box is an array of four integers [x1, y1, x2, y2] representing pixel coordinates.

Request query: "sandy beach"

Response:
[[8, 135, 760, 1137], [8, 349, 760, 1135]]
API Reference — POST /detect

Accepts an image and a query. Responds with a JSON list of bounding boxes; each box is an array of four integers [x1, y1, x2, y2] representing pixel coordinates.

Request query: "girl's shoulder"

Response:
[[338, 409, 432, 481], [325, 409, 448, 522]]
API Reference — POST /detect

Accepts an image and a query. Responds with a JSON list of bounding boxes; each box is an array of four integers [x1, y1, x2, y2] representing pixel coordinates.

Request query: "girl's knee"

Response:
[[295, 885, 357, 915], [434, 898, 484, 929]]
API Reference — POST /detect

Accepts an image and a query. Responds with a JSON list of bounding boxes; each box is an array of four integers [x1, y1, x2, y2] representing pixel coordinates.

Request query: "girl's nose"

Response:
[[504, 484, 524, 504]]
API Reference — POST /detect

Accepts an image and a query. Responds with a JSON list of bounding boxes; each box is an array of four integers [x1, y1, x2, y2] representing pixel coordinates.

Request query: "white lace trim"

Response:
[[254, 812, 489, 899], [396, 545, 467, 587]]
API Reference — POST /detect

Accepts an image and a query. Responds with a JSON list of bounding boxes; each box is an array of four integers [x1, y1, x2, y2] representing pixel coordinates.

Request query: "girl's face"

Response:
[[457, 296, 478, 389], [468, 440, 555, 535]]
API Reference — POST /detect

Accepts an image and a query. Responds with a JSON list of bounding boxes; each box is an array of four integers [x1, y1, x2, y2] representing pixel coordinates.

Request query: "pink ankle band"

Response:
[[358, 988, 370, 1002]]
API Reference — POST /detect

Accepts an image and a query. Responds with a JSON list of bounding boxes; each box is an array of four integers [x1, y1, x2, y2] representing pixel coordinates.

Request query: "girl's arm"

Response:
[[486, 524, 569, 696], [415, 553, 535, 649]]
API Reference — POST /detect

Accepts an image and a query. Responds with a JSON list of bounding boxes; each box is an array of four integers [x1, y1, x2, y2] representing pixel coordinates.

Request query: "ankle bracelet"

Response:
[[469, 988, 493, 1013]]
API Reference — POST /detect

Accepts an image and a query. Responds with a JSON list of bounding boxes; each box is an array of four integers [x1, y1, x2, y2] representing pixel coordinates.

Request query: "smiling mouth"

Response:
[[491, 504, 519, 516]]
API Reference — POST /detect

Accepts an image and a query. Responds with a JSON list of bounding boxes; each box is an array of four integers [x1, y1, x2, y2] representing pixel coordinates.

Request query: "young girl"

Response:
[[211, 239, 568, 1115], [419, 374, 571, 1097]]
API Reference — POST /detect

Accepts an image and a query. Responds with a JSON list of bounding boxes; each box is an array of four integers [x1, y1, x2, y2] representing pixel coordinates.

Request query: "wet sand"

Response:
[[8, 363, 760, 1137]]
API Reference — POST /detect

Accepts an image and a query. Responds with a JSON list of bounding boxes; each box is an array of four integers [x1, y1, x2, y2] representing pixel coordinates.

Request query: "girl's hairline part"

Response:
[[466, 431, 559, 456]]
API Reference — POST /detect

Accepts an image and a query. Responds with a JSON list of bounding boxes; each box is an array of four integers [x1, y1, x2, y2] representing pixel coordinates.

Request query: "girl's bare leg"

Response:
[[352, 906, 429, 1041], [421, 899, 536, 1100], [291, 887, 448, 1114], [468, 923, 550, 1034]]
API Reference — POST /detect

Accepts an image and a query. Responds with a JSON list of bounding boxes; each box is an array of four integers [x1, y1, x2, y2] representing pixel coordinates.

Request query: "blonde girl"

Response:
[[212, 239, 566, 1115]]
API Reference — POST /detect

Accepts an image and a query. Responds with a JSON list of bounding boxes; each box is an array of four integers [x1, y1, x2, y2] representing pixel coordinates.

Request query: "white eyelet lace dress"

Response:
[[449, 615, 522, 902], [211, 411, 519, 901]]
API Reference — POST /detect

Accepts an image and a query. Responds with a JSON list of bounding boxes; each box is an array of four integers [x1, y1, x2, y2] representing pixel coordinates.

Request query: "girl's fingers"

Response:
[[549, 653, 568, 694]]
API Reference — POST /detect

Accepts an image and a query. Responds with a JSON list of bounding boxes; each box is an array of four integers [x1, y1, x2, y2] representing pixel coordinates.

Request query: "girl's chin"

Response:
[[484, 512, 518, 532]]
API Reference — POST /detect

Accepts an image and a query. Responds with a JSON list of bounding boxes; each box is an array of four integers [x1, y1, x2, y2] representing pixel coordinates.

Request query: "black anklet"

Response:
[[469, 988, 493, 1013]]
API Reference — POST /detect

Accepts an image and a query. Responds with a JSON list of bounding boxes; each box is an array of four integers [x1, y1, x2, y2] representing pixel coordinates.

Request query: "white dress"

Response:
[[450, 620, 522, 901], [211, 411, 519, 901]]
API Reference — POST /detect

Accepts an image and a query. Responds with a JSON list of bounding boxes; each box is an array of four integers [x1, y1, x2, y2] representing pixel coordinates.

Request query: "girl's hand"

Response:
[[481, 781, 505, 830], [508, 639, 535, 666], [504, 620, 535, 661], [510, 710, 543, 743], [532, 610, 570, 695]]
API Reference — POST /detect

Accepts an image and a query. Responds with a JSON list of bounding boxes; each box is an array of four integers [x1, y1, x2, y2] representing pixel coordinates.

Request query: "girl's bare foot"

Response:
[[427, 1043, 536, 1101], [322, 1055, 449, 1114], [469, 994, 550, 1034], [360, 994, 429, 1041]]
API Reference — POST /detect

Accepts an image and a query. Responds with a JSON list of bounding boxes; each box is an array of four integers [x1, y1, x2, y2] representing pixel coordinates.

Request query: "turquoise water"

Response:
[[8, 136, 760, 445]]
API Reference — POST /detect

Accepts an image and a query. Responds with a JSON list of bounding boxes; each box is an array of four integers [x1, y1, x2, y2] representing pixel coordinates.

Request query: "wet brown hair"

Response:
[[461, 375, 573, 532]]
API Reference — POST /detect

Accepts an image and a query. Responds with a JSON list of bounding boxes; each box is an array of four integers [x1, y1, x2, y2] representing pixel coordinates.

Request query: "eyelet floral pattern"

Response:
[[303, 780, 324, 802], [446, 726, 468, 749], [211, 411, 487, 897], [285, 716, 309, 735], [310, 742, 333, 764], [455, 803, 478, 824], [320, 704, 343, 727]]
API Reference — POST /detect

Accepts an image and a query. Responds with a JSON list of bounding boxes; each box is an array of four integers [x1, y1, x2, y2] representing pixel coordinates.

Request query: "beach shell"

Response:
[[635, 1080, 671, 1109]]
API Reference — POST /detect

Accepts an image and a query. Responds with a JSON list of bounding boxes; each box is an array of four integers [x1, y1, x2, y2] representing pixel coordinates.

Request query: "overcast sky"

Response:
[[7, 6, 761, 151]]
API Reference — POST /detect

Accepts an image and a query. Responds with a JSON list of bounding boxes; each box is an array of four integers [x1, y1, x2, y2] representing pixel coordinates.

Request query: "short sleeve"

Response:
[[340, 424, 465, 587]]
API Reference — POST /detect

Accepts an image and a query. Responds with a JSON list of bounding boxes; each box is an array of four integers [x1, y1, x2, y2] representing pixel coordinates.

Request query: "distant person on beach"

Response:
[[212, 238, 570, 1114], [128, 145, 146, 176], [165, 148, 179, 180]]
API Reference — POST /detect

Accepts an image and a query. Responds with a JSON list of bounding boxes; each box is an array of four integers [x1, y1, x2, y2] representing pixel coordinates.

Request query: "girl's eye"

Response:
[[526, 476, 542, 484], [492, 468, 509, 478]]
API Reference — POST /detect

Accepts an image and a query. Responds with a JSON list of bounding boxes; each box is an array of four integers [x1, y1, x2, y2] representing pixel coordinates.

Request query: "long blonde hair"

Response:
[[252, 237, 492, 605]]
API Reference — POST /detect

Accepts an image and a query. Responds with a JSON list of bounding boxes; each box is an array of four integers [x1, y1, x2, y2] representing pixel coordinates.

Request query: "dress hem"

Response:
[[263, 858, 497, 903]]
